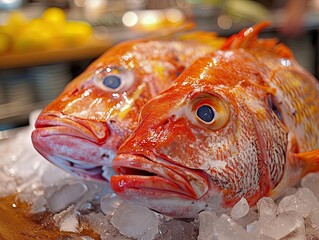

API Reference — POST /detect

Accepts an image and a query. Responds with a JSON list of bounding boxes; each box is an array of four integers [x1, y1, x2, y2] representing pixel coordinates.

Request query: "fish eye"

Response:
[[95, 67, 135, 92], [196, 105, 215, 123], [190, 92, 230, 130], [103, 75, 121, 89]]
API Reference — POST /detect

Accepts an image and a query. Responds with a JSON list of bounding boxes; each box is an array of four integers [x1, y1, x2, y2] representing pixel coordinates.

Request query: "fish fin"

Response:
[[293, 149, 319, 176], [221, 21, 293, 58], [177, 30, 225, 49], [221, 21, 270, 49]]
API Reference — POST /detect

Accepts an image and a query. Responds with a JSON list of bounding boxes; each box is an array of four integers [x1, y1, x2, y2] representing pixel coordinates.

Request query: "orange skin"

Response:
[[111, 23, 319, 217], [31, 37, 219, 181]]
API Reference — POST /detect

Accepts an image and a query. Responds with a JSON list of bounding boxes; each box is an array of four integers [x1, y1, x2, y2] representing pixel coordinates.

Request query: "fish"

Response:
[[31, 30, 224, 182], [110, 22, 319, 218]]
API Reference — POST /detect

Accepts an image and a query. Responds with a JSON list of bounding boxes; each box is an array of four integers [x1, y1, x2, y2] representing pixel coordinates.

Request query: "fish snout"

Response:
[[31, 112, 120, 181]]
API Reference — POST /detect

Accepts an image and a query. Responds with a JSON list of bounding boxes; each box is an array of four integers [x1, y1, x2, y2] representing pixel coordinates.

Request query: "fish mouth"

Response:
[[110, 153, 209, 200], [32, 111, 118, 181], [33, 111, 110, 143]]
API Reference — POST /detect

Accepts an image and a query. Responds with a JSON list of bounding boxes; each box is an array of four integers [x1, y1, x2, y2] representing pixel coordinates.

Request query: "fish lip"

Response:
[[32, 111, 117, 182], [33, 111, 109, 144], [111, 153, 209, 199]]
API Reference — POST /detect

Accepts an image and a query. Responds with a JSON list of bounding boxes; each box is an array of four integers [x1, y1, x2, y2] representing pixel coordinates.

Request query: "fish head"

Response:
[[111, 49, 289, 217], [31, 40, 183, 181]]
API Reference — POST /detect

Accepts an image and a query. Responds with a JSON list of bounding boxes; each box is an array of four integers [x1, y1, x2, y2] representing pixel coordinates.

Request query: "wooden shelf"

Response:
[[0, 38, 112, 69]]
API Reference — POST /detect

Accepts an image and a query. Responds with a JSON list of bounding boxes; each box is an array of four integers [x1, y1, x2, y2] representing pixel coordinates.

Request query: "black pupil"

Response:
[[197, 105, 215, 123], [103, 75, 121, 89]]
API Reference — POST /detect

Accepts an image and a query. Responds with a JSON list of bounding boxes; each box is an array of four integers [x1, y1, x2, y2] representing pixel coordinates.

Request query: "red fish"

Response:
[[31, 32, 223, 181], [111, 22, 319, 217]]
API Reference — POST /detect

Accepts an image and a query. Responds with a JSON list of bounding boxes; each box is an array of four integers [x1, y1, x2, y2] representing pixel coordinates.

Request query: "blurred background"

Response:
[[0, 0, 318, 136]]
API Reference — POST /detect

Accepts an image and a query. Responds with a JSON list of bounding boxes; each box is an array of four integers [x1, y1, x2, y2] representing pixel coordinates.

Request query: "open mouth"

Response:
[[110, 153, 209, 199]]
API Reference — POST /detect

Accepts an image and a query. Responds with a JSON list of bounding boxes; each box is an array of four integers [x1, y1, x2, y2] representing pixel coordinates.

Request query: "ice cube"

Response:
[[69, 180, 111, 213], [236, 209, 258, 228], [197, 211, 218, 240], [301, 173, 319, 200], [100, 193, 123, 215], [156, 219, 196, 240], [278, 188, 318, 217], [41, 165, 73, 187], [247, 221, 278, 239], [230, 197, 249, 220], [260, 211, 305, 239], [84, 213, 113, 236], [53, 205, 79, 233], [111, 202, 160, 240], [213, 214, 254, 240], [257, 197, 277, 222], [81, 180, 112, 205], [305, 208, 319, 238], [246, 220, 261, 236], [29, 195, 47, 214], [84, 212, 131, 240], [47, 182, 88, 213], [10, 150, 42, 180]]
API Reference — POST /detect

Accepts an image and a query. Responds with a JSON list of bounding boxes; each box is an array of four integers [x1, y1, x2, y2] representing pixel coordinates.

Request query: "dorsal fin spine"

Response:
[[221, 21, 293, 59], [221, 21, 271, 50]]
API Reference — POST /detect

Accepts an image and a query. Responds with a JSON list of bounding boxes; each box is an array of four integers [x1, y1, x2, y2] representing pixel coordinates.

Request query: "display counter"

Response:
[[0, 38, 111, 69]]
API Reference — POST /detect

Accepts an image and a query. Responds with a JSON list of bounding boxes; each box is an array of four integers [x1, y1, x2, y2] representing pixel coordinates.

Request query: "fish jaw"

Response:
[[110, 153, 213, 217], [31, 111, 121, 181]]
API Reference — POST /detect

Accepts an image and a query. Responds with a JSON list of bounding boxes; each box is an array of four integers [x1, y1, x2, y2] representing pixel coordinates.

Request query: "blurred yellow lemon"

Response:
[[4, 10, 26, 37], [14, 18, 60, 52], [6, 10, 26, 28], [62, 21, 92, 47], [42, 7, 66, 26]]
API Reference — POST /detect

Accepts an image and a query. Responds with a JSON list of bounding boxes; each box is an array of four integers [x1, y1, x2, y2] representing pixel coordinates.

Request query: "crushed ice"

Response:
[[1, 110, 319, 239]]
